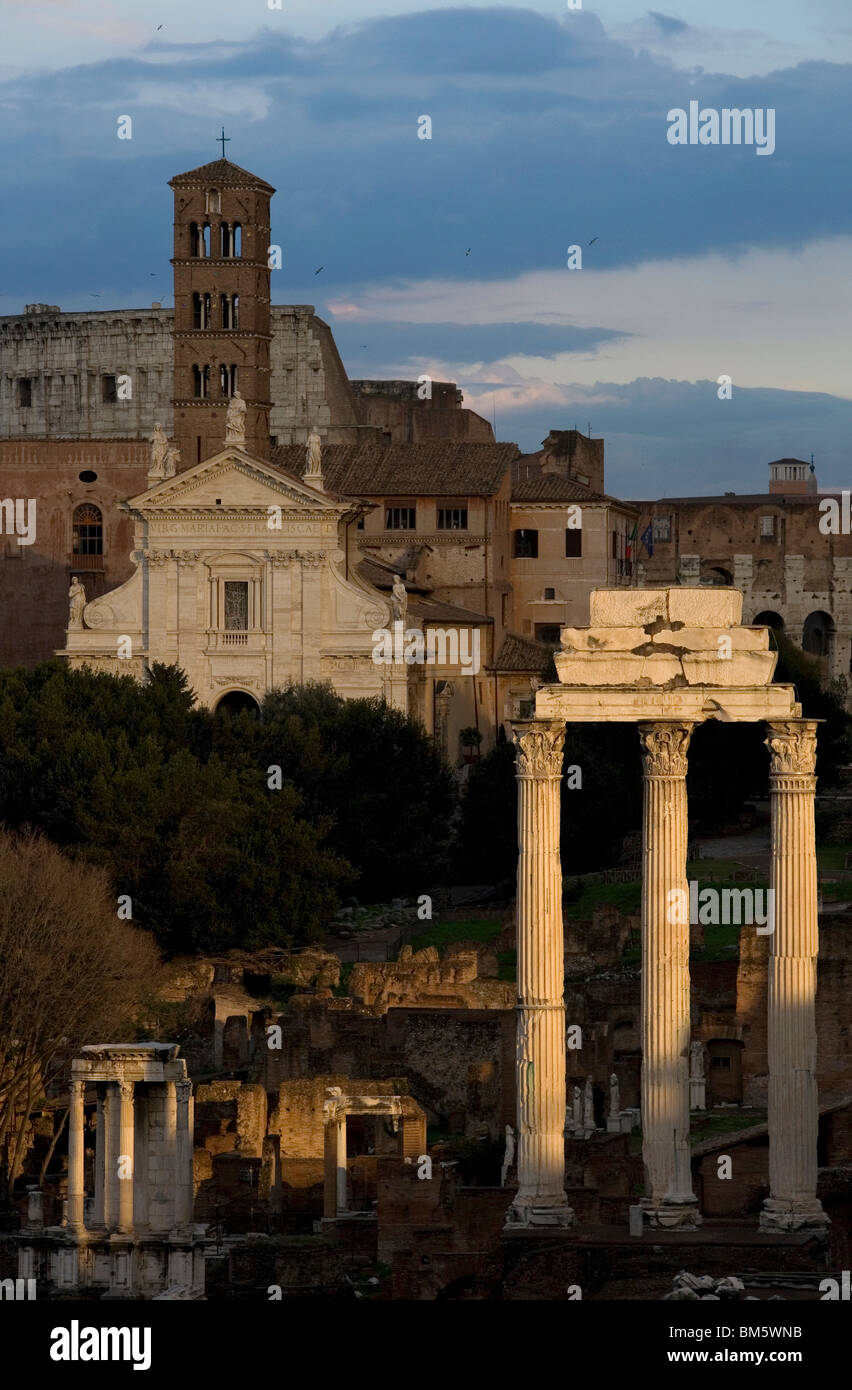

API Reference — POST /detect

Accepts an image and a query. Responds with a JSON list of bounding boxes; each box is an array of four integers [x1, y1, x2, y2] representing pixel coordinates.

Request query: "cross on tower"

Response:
[[218, 127, 230, 159]]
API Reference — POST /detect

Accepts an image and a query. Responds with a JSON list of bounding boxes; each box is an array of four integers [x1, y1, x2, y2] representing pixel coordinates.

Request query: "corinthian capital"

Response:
[[765, 719, 818, 776], [512, 721, 565, 778], [638, 721, 693, 777]]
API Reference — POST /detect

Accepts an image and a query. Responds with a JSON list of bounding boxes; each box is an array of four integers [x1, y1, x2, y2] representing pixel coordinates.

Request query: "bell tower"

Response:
[[170, 152, 275, 464]]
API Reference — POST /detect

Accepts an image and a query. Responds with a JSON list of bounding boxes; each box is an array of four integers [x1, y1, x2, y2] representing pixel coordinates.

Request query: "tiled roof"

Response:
[[408, 594, 492, 626], [512, 459, 636, 508], [272, 441, 517, 497], [169, 159, 275, 192], [490, 633, 554, 673]]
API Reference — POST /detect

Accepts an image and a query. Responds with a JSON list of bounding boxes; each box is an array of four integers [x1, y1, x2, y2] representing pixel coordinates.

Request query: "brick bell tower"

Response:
[[170, 153, 275, 464]]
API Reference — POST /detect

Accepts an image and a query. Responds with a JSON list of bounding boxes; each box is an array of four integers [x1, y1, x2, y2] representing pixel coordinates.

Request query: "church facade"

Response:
[[62, 428, 403, 712]]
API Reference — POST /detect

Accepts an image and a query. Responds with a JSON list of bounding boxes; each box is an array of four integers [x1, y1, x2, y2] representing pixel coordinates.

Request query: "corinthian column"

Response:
[[638, 721, 700, 1229], [66, 1077, 85, 1233], [760, 720, 829, 1232], [507, 721, 572, 1227], [117, 1079, 135, 1235]]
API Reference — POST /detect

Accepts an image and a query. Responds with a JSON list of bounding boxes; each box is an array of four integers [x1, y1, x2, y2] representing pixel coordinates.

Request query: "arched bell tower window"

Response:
[[193, 292, 212, 330], [220, 364, 238, 397], [206, 189, 221, 214], [193, 365, 210, 399], [72, 504, 103, 557], [233, 223, 242, 257], [221, 294, 240, 330], [221, 222, 231, 257], [201, 223, 211, 257]]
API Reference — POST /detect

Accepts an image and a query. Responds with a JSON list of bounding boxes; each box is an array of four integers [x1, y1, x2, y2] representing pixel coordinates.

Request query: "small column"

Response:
[[117, 1079, 135, 1234], [507, 720, 573, 1227], [175, 1079, 194, 1227], [638, 721, 700, 1228], [66, 1077, 85, 1233], [93, 1091, 105, 1226], [102, 1084, 116, 1229], [760, 720, 829, 1232], [323, 1107, 347, 1218]]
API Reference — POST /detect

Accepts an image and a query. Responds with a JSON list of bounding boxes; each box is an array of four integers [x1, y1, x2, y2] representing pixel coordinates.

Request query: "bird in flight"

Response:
[[588, 237, 599, 246], [314, 266, 324, 275], [89, 293, 100, 298], [156, 24, 163, 30], [465, 248, 471, 256]]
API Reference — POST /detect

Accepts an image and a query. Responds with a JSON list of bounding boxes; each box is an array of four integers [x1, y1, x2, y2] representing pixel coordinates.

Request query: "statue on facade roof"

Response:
[[225, 389, 247, 446], [149, 422, 169, 479], [68, 576, 86, 630], [391, 573, 408, 623]]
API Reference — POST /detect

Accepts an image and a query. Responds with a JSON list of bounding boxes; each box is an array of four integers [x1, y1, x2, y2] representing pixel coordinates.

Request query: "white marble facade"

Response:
[[60, 441, 406, 712]]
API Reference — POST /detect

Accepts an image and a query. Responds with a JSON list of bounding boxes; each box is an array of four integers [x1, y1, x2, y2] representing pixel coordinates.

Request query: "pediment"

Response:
[[128, 447, 341, 513]]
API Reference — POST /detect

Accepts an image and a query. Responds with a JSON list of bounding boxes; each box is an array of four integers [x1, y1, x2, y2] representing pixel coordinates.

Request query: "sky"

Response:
[[1, 0, 851, 496]]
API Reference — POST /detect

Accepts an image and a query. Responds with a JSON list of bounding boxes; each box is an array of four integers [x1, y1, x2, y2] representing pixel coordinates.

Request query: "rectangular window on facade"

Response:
[[544, 587, 556, 601], [565, 529, 582, 558], [356, 516, 365, 530], [385, 506, 416, 530], [102, 375, 117, 404], [437, 507, 468, 530], [759, 514, 775, 537], [224, 581, 249, 631], [652, 515, 671, 542], [17, 378, 32, 408], [712, 1056, 732, 1071], [535, 623, 562, 644], [513, 529, 538, 558]]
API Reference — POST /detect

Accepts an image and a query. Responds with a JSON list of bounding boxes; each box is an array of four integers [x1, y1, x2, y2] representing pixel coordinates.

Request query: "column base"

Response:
[[759, 1198, 830, 1233], [641, 1196, 702, 1231], [505, 1197, 575, 1230]]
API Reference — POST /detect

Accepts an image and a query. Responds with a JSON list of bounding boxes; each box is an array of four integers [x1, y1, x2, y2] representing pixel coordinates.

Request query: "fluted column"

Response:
[[760, 720, 829, 1232], [117, 1079, 135, 1235], [638, 721, 700, 1228], [66, 1077, 85, 1233], [507, 720, 572, 1227]]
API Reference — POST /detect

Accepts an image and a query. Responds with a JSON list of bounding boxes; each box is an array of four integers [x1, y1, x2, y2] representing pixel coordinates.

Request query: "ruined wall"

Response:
[[349, 946, 514, 1012]]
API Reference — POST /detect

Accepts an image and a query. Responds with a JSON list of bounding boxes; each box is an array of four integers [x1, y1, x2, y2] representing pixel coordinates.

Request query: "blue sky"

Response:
[[2, 0, 852, 495]]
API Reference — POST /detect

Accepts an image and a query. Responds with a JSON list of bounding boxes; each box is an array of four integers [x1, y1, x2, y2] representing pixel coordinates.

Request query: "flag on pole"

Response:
[[640, 524, 654, 558], [625, 520, 638, 558]]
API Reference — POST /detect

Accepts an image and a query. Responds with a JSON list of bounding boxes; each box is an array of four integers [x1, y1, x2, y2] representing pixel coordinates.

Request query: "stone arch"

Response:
[[215, 690, 260, 716], [802, 609, 835, 660], [701, 564, 733, 587], [752, 610, 784, 633]]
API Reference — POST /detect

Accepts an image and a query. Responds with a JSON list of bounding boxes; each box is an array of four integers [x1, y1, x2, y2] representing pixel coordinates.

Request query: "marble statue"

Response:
[[149, 423, 169, 478], [500, 1124, 515, 1187], [68, 577, 86, 630], [572, 1085, 583, 1129], [583, 1075, 595, 1131], [305, 428, 322, 477], [391, 574, 408, 622], [163, 444, 180, 479], [689, 1042, 705, 1079], [609, 1072, 620, 1118], [225, 390, 247, 446]]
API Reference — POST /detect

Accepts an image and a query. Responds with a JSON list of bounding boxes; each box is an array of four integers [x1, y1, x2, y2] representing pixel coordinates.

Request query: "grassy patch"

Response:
[[689, 1109, 765, 1146], [409, 918, 502, 953], [562, 880, 642, 920], [497, 948, 516, 982], [817, 844, 852, 872]]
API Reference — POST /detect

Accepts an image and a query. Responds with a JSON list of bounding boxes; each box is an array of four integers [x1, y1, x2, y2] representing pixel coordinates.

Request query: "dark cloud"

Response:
[[1, 7, 848, 302], [647, 12, 690, 39]]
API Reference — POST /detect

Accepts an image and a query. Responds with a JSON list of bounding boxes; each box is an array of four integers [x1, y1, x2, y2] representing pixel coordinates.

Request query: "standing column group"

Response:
[[508, 713, 827, 1236]]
